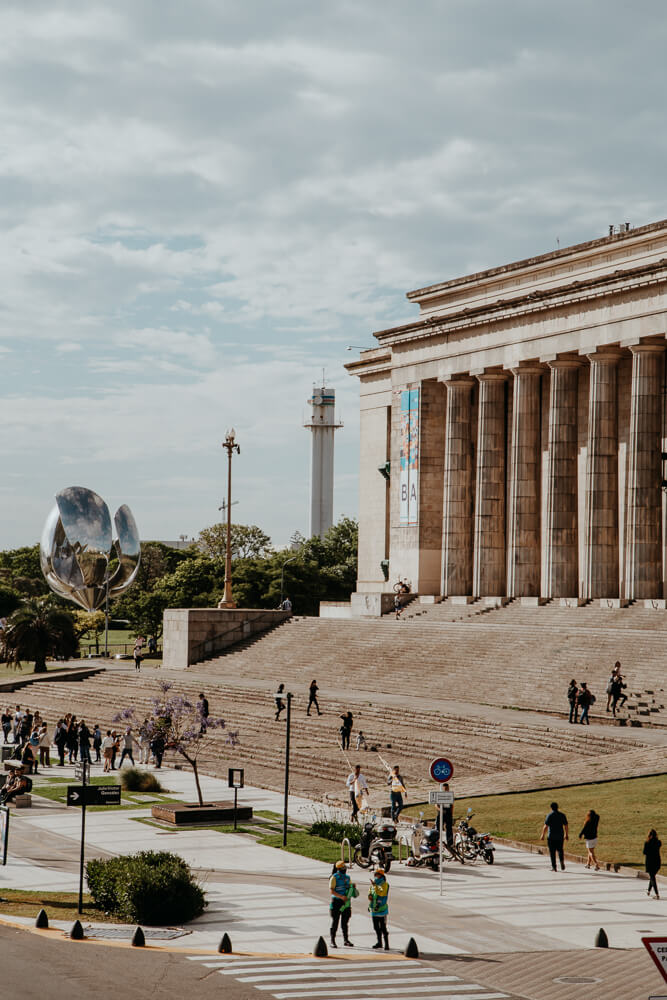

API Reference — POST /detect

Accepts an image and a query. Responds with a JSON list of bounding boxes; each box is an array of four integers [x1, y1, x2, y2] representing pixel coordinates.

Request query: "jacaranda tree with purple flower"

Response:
[[115, 681, 238, 806]]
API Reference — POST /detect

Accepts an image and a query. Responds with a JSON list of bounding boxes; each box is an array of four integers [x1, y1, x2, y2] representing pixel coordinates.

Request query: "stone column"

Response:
[[624, 343, 665, 600], [543, 360, 581, 598], [507, 366, 542, 597], [582, 350, 622, 599], [473, 372, 507, 597], [441, 377, 475, 596]]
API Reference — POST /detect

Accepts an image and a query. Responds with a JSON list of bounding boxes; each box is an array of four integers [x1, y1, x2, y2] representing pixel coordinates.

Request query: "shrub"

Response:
[[86, 851, 206, 924], [308, 819, 362, 843], [119, 767, 164, 793]]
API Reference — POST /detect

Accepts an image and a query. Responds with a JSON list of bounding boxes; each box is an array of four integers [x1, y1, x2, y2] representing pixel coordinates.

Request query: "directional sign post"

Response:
[[0, 806, 8, 866], [228, 768, 245, 830], [429, 758, 455, 898], [68, 784, 122, 913]]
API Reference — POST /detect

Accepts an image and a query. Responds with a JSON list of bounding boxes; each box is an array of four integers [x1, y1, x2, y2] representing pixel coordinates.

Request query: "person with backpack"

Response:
[[577, 683, 594, 725], [610, 673, 628, 717], [579, 809, 601, 870]]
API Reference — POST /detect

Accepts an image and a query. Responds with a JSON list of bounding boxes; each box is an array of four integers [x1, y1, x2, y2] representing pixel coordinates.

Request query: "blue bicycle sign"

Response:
[[429, 757, 454, 782]]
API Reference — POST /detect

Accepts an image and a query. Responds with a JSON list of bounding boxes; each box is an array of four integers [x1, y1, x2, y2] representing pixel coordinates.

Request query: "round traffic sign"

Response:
[[430, 757, 454, 782]]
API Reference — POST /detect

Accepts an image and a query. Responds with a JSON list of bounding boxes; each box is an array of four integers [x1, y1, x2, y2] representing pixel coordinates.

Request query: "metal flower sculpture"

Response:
[[40, 486, 141, 611]]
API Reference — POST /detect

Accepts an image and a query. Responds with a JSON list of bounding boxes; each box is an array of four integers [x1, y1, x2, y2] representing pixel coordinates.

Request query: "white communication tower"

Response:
[[304, 384, 343, 538]]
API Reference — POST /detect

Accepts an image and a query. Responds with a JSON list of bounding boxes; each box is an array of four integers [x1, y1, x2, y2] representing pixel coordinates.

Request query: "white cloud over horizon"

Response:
[[1, 0, 666, 550]]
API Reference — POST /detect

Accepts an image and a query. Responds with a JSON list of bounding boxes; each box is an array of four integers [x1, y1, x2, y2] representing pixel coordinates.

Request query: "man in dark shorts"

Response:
[[540, 801, 569, 871]]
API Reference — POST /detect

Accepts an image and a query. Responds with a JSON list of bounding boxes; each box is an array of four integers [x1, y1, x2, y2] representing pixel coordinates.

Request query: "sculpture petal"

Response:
[[108, 505, 141, 595], [55, 486, 112, 588]]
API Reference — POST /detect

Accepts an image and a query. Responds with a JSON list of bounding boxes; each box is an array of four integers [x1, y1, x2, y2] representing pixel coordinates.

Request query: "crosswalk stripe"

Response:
[[263, 977, 466, 995], [239, 969, 457, 983], [221, 963, 411, 976]]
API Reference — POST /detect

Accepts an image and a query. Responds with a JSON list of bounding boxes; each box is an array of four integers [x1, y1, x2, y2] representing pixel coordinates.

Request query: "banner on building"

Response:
[[399, 388, 420, 526]]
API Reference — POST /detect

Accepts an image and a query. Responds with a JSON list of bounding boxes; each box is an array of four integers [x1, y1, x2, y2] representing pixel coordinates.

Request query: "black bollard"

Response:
[[218, 933, 232, 954], [132, 926, 145, 948], [70, 919, 85, 940], [595, 927, 609, 948], [313, 936, 328, 957], [35, 909, 49, 929], [404, 937, 419, 958]]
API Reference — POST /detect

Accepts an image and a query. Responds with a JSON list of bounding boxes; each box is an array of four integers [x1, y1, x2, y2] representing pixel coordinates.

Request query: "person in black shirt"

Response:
[[540, 801, 569, 871], [579, 809, 600, 870], [307, 679, 321, 716], [643, 829, 661, 899], [567, 680, 579, 724]]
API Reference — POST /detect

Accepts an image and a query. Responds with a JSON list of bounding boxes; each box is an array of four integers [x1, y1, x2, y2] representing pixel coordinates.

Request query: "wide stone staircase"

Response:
[[20, 674, 657, 807]]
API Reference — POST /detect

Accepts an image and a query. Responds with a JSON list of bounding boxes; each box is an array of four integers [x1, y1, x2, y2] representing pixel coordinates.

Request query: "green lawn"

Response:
[[32, 775, 177, 812], [418, 775, 665, 869], [0, 887, 114, 923]]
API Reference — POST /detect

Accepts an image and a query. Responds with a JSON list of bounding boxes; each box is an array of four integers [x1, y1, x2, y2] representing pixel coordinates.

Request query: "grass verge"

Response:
[[0, 888, 114, 923], [32, 775, 177, 811], [416, 775, 665, 869]]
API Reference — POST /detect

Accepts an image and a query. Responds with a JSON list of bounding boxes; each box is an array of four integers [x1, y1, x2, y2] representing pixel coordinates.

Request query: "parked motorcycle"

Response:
[[353, 818, 396, 871], [455, 809, 495, 864], [406, 817, 464, 869]]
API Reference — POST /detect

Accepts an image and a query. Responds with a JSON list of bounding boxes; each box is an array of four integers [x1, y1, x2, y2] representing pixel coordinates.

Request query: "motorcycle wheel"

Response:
[[353, 848, 371, 868], [483, 850, 494, 865]]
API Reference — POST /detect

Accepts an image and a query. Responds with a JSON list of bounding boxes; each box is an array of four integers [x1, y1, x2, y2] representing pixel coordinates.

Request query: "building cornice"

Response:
[[406, 217, 667, 302], [374, 257, 667, 347]]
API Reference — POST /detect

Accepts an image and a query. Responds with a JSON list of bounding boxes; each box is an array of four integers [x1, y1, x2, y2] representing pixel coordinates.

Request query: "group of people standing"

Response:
[[567, 661, 630, 723], [329, 860, 390, 950]]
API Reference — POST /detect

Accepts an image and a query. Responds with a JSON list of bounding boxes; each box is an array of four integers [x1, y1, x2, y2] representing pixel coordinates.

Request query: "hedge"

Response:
[[86, 850, 206, 924]]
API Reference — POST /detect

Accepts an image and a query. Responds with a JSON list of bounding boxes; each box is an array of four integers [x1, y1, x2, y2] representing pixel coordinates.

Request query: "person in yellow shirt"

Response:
[[387, 765, 406, 821]]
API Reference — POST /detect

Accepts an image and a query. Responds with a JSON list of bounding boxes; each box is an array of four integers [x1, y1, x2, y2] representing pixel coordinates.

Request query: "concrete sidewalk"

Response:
[[1, 764, 663, 961]]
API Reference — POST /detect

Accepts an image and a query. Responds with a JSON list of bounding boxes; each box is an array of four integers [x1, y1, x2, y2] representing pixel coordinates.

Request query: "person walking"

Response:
[[339, 712, 353, 750], [567, 680, 579, 724], [610, 673, 628, 717], [368, 868, 390, 950], [578, 683, 593, 725], [119, 728, 135, 767], [346, 764, 369, 822], [101, 730, 115, 773], [274, 683, 286, 721], [643, 829, 661, 899], [307, 679, 321, 716], [606, 662, 621, 712], [387, 765, 407, 822], [133, 639, 143, 671], [329, 860, 357, 948], [579, 809, 601, 870], [540, 801, 569, 871], [198, 692, 209, 734]]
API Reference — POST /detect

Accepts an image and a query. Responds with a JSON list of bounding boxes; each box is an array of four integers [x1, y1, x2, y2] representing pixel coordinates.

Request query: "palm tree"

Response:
[[0, 598, 78, 673]]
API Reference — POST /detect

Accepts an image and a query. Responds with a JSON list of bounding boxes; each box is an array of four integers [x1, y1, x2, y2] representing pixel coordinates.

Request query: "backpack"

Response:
[[590, 694, 596, 704], [24, 777, 33, 793]]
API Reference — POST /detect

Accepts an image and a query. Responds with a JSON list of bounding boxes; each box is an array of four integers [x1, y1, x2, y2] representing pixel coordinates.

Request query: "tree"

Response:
[[0, 544, 49, 597], [0, 585, 21, 618], [198, 523, 272, 562], [0, 598, 78, 672], [116, 682, 237, 806]]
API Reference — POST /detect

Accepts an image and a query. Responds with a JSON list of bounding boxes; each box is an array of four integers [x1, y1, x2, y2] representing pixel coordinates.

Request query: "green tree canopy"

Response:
[[0, 598, 78, 672], [198, 523, 272, 561]]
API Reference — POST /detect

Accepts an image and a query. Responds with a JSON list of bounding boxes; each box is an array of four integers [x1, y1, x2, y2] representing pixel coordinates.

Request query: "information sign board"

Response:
[[429, 789, 454, 806], [67, 785, 121, 807]]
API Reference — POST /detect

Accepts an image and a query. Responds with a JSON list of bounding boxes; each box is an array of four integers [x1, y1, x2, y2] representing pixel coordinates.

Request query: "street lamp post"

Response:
[[218, 429, 240, 609]]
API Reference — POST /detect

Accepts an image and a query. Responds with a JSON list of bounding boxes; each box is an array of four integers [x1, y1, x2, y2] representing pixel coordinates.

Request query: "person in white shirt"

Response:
[[346, 765, 369, 821]]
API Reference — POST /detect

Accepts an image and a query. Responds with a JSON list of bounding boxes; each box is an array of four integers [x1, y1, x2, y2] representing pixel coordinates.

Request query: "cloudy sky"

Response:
[[1, 0, 665, 550]]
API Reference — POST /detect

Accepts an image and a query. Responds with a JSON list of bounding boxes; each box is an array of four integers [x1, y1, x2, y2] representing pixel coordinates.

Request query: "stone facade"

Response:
[[347, 219, 667, 606]]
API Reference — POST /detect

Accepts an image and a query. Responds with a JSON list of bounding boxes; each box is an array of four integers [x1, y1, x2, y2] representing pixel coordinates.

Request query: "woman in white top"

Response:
[[38, 724, 51, 767]]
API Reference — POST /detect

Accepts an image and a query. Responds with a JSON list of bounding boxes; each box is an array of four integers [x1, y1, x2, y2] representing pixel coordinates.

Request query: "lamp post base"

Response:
[[217, 599, 237, 609]]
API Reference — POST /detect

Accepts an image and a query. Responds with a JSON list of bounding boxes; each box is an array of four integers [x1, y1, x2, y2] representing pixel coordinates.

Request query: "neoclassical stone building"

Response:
[[347, 218, 667, 612]]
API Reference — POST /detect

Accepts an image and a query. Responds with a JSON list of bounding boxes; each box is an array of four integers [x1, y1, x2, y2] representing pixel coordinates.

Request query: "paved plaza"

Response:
[[1, 766, 664, 999]]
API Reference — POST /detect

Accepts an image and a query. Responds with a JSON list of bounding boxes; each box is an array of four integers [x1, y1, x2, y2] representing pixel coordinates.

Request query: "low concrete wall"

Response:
[[162, 608, 291, 669], [350, 591, 416, 617], [319, 601, 352, 619]]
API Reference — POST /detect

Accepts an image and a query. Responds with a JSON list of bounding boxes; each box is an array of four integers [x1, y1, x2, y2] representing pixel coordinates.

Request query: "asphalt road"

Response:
[[0, 924, 256, 1000]]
